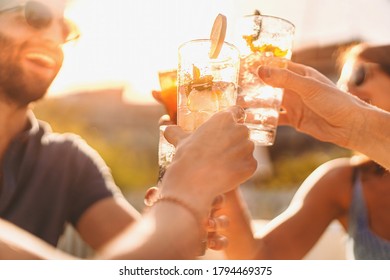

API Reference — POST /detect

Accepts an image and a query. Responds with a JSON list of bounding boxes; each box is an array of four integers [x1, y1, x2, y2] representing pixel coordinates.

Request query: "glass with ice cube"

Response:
[[235, 15, 295, 145], [177, 39, 240, 132]]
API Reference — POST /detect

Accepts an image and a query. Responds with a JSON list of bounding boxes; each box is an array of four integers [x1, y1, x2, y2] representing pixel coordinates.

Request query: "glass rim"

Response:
[[178, 38, 239, 54], [242, 14, 295, 31]]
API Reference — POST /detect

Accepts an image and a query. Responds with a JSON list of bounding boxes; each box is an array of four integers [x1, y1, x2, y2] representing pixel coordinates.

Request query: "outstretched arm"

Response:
[[0, 218, 76, 260], [222, 159, 350, 259], [215, 189, 259, 259], [99, 107, 256, 259], [0, 107, 256, 260]]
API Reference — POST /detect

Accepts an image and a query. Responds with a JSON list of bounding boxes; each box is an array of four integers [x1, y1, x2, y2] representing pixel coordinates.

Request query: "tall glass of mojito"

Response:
[[177, 39, 240, 132], [235, 14, 295, 145]]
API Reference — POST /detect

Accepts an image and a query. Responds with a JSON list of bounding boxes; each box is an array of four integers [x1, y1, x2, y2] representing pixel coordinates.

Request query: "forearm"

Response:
[[221, 189, 310, 260], [220, 189, 261, 259], [97, 200, 205, 260], [0, 219, 75, 260], [349, 104, 390, 170]]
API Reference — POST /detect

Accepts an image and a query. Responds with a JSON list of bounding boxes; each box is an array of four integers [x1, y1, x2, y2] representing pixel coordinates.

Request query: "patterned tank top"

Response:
[[348, 169, 390, 259]]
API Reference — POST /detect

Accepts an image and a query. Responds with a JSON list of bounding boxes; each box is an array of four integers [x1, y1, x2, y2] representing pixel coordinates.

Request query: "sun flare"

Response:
[[49, 0, 237, 104]]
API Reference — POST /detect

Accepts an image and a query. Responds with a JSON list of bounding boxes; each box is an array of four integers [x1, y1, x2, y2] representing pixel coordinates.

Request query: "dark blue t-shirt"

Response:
[[0, 112, 121, 246]]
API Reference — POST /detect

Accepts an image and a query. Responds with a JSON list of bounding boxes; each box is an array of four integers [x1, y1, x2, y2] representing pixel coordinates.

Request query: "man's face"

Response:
[[0, 0, 67, 106]]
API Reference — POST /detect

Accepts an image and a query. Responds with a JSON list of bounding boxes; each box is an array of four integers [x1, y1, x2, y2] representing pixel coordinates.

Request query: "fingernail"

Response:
[[257, 66, 271, 78]]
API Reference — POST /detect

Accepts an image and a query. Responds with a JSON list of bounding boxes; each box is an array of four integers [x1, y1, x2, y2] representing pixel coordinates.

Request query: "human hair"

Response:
[[359, 44, 390, 76], [337, 43, 390, 76]]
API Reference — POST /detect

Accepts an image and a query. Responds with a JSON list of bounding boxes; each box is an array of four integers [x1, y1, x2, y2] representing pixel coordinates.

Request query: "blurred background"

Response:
[[34, 0, 390, 219]]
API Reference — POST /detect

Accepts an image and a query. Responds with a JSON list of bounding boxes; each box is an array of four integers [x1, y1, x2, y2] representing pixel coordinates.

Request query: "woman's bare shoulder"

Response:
[[306, 157, 354, 183], [295, 157, 354, 211]]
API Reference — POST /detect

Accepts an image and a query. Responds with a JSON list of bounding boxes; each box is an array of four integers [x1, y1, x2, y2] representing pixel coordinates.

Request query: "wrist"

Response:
[[160, 160, 216, 213], [352, 105, 390, 169], [158, 181, 213, 222], [349, 103, 379, 150], [144, 187, 208, 256]]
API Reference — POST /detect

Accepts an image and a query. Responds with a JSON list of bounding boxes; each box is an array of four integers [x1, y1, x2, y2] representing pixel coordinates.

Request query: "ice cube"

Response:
[[239, 52, 266, 87], [187, 88, 219, 112], [178, 107, 195, 132], [216, 83, 237, 109]]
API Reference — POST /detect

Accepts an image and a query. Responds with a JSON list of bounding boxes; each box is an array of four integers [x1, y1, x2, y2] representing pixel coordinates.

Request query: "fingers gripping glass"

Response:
[[0, 1, 80, 43]]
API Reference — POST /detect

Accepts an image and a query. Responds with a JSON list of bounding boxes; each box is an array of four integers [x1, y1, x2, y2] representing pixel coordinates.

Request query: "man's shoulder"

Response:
[[36, 121, 101, 162], [39, 127, 84, 148]]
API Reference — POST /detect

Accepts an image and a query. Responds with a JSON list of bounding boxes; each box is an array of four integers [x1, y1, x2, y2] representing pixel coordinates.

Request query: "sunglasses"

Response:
[[0, 1, 80, 43]]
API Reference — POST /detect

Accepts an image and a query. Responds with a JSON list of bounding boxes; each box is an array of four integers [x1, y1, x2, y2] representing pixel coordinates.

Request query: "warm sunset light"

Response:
[[50, 0, 240, 104], [49, 0, 390, 104]]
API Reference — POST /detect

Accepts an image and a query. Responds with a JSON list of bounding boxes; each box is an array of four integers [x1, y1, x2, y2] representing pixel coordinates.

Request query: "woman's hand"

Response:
[[258, 61, 367, 148]]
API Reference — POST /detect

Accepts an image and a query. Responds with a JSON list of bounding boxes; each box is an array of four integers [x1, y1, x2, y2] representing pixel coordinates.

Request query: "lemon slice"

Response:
[[209, 13, 227, 59]]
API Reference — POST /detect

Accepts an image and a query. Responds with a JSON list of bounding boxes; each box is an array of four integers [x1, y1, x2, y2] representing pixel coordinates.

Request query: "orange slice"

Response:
[[209, 13, 227, 59]]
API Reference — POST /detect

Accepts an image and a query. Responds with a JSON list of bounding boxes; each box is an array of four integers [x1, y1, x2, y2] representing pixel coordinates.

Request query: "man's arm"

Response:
[[76, 196, 141, 250], [0, 218, 75, 260], [353, 107, 390, 169], [98, 108, 258, 259], [1, 108, 256, 260]]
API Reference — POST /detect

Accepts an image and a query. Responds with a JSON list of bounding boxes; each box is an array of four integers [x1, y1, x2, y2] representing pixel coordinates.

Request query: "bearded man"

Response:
[[0, 0, 140, 250]]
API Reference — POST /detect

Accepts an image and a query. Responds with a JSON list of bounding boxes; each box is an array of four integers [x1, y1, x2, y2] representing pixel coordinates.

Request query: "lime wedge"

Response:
[[209, 13, 227, 59]]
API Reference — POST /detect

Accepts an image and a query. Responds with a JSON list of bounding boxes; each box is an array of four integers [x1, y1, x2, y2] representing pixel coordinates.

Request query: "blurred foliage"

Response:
[[257, 147, 352, 189], [250, 126, 353, 189]]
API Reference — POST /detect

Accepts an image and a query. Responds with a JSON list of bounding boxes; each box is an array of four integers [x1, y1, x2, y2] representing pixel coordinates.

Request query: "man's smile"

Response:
[[25, 52, 57, 69], [21, 47, 62, 78]]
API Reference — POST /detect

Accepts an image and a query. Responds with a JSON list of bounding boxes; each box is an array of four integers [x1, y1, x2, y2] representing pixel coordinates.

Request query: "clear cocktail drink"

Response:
[[177, 39, 240, 132], [235, 15, 295, 145]]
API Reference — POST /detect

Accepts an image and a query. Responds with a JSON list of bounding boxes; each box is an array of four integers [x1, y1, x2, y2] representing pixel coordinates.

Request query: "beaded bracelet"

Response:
[[154, 196, 203, 228], [144, 187, 203, 227]]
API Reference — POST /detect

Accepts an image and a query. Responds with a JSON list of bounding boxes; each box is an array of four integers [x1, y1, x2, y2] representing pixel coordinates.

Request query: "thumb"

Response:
[[258, 66, 346, 119], [224, 105, 246, 123], [164, 125, 190, 146]]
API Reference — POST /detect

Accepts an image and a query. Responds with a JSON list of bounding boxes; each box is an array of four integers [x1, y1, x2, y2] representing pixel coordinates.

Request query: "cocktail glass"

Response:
[[158, 124, 175, 182], [235, 14, 295, 145], [153, 70, 178, 182], [177, 39, 240, 132], [154, 69, 178, 123], [157, 39, 239, 181]]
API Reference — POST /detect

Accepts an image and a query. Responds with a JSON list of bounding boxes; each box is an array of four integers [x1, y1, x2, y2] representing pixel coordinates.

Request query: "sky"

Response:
[[49, 0, 390, 104]]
